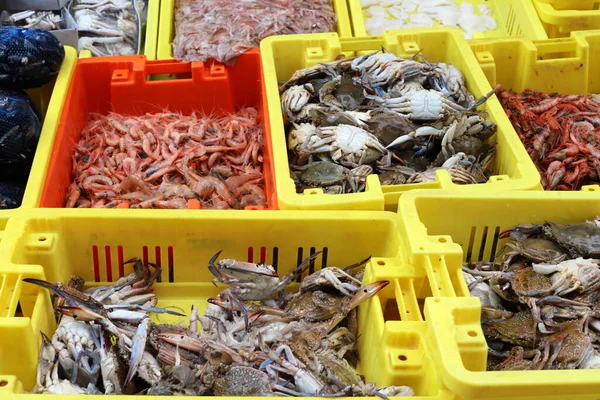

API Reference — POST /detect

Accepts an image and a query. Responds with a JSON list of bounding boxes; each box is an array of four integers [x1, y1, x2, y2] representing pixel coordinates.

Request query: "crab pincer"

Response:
[[123, 317, 150, 388]]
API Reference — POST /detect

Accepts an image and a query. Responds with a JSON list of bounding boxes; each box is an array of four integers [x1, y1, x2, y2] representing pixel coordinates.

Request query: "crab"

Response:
[[350, 50, 431, 88], [431, 62, 474, 105], [537, 324, 595, 369], [406, 165, 478, 185], [513, 242, 568, 268], [289, 124, 388, 167], [371, 87, 496, 122], [386, 114, 497, 158], [463, 271, 504, 308], [481, 308, 537, 347], [500, 219, 600, 258], [497, 237, 568, 268], [494, 347, 541, 371], [279, 58, 351, 93], [281, 84, 314, 119], [292, 161, 372, 194], [532, 258, 600, 296]]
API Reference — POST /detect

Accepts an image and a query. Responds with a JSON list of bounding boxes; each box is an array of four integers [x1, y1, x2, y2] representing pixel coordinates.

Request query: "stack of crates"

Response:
[[2, 0, 600, 399]]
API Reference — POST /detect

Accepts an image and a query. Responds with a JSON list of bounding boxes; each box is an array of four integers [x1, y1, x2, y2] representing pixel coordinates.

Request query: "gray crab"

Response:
[[500, 219, 600, 259], [292, 161, 373, 194]]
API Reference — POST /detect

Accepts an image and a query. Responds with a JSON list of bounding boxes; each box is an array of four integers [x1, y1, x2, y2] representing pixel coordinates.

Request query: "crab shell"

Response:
[[316, 124, 387, 165], [543, 221, 600, 258]]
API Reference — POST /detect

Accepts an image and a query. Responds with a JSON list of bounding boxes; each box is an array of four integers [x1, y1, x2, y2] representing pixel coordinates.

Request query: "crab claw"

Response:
[[23, 278, 79, 307], [208, 250, 224, 286], [499, 224, 543, 240], [347, 280, 389, 310], [57, 305, 103, 321]]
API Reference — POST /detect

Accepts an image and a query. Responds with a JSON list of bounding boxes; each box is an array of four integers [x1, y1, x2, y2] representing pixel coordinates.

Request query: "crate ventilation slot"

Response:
[[466, 226, 502, 263], [91, 246, 331, 283]]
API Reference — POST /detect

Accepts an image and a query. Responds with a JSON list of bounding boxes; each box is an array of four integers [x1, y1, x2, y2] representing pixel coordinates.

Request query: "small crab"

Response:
[[387, 114, 497, 158], [494, 347, 541, 371], [299, 257, 370, 295], [406, 166, 478, 185], [481, 308, 537, 347], [291, 124, 388, 166], [370, 88, 496, 122], [500, 219, 600, 259], [537, 324, 594, 369], [281, 84, 314, 118], [365, 111, 416, 148], [432, 62, 474, 105], [497, 237, 568, 267], [532, 257, 600, 296], [292, 161, 372, 194]]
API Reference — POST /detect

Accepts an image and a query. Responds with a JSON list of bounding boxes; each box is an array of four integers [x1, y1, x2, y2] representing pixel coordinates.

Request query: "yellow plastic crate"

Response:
[[260, 29, 542, 211], [0, 46, 77, 241], [469, 30, 600, 191], [0, 208, 457, 399], [348, 0, 547, 40], [78, 0, 160, 59], [156, 0, 352, 60], [533, 0, 600, 38], [397, 189, 600, 400]]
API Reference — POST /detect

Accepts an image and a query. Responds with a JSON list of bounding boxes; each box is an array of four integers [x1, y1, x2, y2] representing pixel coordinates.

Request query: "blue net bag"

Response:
[[0, 26, 65, 89], [0, 181, 25, 209], [0, 88, 41, 174]]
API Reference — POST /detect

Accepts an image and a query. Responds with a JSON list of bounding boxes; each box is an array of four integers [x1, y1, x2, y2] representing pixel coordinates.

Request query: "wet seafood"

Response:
[[67, 108, 267, 209], [281, 49, 498, 194], [73, 0, 144, 56], [361, 0, 497, 39], [3, 10, 63, 31], [173, 0, 337, 64], [498, 87, 600, 190], [465, 217, 600, 370], [31, 253, 414, 396]]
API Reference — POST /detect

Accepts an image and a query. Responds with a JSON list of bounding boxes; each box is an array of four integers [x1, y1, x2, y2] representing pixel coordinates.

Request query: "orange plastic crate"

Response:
[[38, 52, 276, 210]]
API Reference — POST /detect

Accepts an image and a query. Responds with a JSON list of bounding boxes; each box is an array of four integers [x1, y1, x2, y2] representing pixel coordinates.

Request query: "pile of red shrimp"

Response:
[[173, 0, 337, 64], [67, 108, 267, 209]]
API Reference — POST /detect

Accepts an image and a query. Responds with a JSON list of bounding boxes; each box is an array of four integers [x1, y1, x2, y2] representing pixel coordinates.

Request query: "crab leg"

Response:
[[123, 317, 150, 387]]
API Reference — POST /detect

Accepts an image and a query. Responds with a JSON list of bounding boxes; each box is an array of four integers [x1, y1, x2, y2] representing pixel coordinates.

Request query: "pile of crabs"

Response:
[[26, 252, 413, 397], [280, 49, 498, 194], [464, 218, 600, 370]]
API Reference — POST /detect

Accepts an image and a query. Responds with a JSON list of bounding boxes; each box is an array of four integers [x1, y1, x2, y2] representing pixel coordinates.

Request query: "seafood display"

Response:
[[67, 109, 267, 209], [464, 217, 600, 370], [359, 0, 497, 39], [280, 49, 498, 194], [73, 0, 144, 56], [27, 253, 414, 396], [2, 10, 63, 31], [172, 0, 337, 64], [498, 87, 600, 190]]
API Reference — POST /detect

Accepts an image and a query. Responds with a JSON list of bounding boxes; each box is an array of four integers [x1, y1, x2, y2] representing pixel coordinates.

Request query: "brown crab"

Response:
[[481, 308, 537, 347]]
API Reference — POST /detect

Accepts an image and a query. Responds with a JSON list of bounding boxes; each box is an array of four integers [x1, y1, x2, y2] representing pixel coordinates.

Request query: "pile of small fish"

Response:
[[360, 0, 497, 39], [2, 10, 63, 31], [173, 0, 337, 64], [27, 253, 414, 396], [67, 108, 267, 209], [280, 49, 498, 194], [73, 0, 144, 57], [498, 87, 600, 190], [464, 218, 600, 370]]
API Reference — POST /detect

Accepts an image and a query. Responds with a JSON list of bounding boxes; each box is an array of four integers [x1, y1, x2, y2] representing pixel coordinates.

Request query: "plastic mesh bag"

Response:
[[173, 0, 337, 64], [0, 181, 25, 209], [0, 26, 65, 89], [0, 88, 41, 171]]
